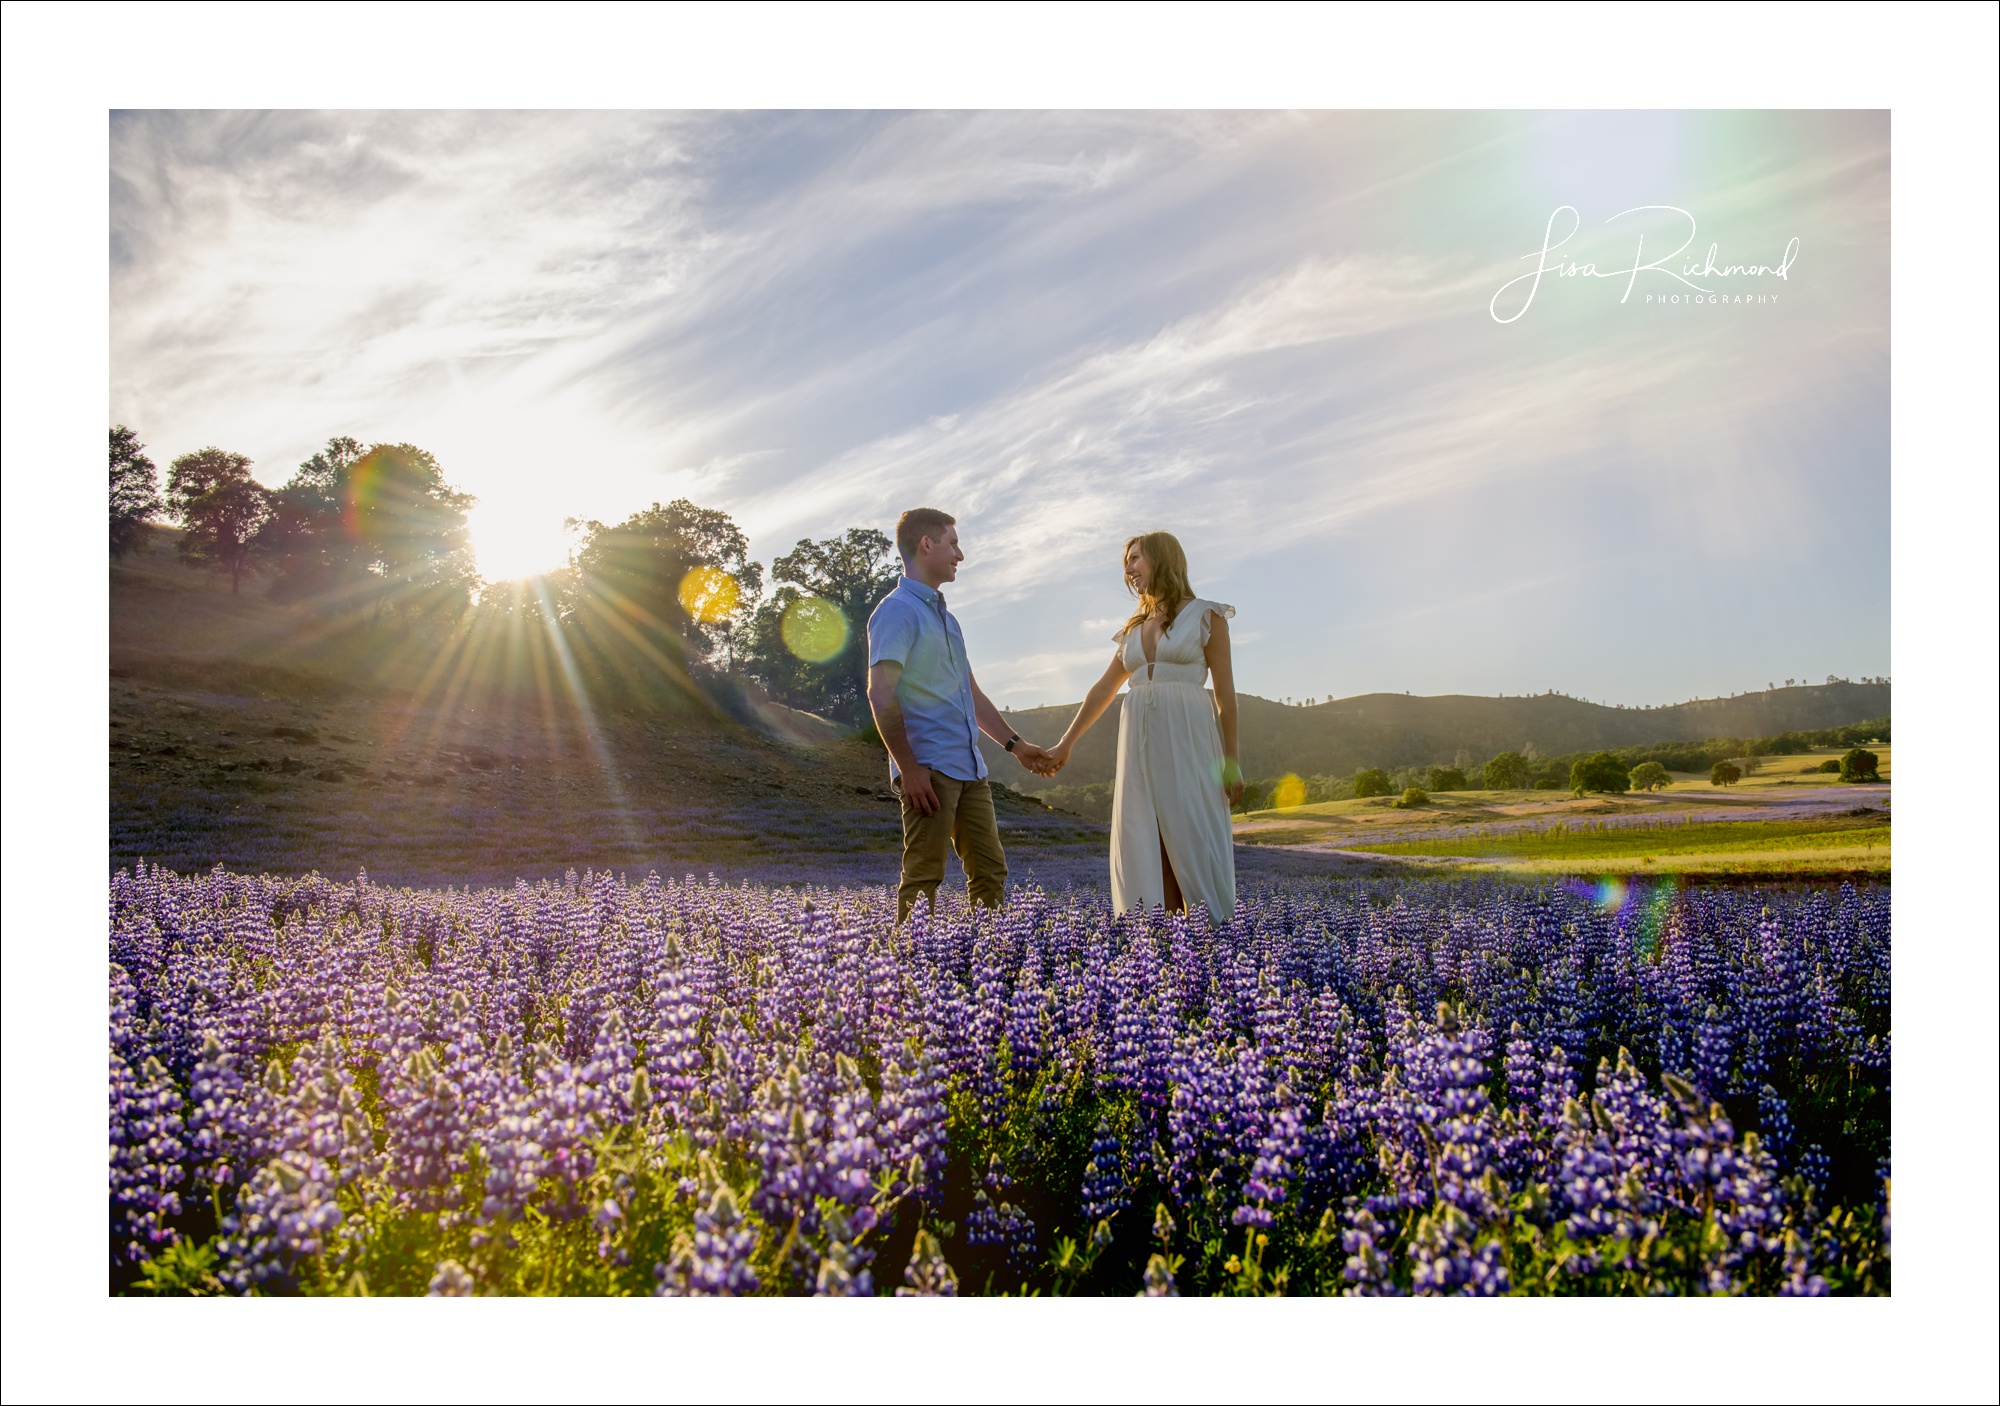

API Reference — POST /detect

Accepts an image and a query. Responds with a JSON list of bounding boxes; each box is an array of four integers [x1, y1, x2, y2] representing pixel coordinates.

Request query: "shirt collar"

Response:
[[899, 576, 941, 606]]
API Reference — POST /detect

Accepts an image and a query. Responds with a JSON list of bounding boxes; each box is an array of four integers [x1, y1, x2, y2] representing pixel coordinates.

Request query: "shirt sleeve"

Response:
[[868, 597, 918, 668]]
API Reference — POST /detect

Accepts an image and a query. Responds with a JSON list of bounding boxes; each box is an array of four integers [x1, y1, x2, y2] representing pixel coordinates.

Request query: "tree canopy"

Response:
[[1839, 748, 1881, 783], [740, 528, 901, 724], [166, 447, 269, 593], [1569, 751, 1631, 795], [567, 499, 764, 667], [255, 438, 477, 627], [1352, 768, 1393, 798], [257, 436, 367, 595], [1628, 760, 1672, 792], [1480, 751, 1533, 790], [110, 426, 160, 557], [1710, 761, 1742, 787]]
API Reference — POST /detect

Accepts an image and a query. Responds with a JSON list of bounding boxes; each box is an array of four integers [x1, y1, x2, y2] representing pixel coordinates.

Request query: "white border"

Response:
[[5, 3, 1995, 1403]]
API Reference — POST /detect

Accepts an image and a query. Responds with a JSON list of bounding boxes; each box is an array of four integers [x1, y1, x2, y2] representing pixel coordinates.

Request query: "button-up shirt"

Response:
[[866, 576, 986, 782]]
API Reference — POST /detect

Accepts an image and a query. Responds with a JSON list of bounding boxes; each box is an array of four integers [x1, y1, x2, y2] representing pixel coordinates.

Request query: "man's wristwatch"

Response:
[[1004, 734, 1022, 752]]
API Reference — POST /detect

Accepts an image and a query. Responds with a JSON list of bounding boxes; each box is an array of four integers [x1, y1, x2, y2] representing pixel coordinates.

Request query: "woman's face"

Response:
[[1124, 543, 1152, 595]]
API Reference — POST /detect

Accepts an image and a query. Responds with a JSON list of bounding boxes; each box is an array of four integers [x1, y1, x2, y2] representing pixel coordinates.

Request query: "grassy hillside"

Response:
[[992, 681, 1891, 790], [110, 537, 1104, 886], [112, 536, 1887, 888]]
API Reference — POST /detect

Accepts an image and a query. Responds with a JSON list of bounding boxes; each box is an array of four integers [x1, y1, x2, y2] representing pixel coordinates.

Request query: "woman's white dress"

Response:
[[1108, 599, 1237, 924]]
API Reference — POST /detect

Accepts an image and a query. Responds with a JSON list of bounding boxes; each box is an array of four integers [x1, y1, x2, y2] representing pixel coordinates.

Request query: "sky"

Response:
[[109, 109, 1889, 709]]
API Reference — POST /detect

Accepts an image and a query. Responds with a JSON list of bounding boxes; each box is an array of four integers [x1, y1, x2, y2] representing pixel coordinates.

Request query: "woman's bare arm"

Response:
[[1204, 611, 1244, 804], [1049, 653, 1133, 768]]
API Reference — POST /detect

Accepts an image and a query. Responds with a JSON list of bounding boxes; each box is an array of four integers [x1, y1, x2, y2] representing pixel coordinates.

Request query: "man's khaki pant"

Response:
[[895, 771, 1008, 922]]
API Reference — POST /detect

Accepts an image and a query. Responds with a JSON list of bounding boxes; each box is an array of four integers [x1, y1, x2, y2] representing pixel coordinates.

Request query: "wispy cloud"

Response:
[[111, 110, 1888, 707]]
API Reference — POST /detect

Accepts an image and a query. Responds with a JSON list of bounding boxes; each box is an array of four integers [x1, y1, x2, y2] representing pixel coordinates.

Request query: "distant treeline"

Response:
[[1568, 720, 1891, 778], [110, 427, 900, 727], [1204, 718, 1892, 814]]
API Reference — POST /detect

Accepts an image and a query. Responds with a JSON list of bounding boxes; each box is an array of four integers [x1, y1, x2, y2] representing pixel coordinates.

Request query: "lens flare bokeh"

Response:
[[677, 566, 741, 625], [1271, 773, 1307, 809], [781, 597, 848, 663]]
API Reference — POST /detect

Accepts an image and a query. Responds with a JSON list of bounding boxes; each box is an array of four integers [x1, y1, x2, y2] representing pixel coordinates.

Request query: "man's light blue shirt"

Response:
[[866, 576, 987, 782]]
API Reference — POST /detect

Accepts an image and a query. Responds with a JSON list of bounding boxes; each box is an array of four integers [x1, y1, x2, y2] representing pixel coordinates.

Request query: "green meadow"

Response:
[[1352, 814, 1889, 861]]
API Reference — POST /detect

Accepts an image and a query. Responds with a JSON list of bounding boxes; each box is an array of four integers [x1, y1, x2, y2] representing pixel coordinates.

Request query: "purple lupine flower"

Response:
[[109, 1046, 187, 1265], [813, 1203, 876, 1297], [749, 1062, 833, 1260], [963, 1190, 1005, 1250], [580, 1005, 637, 1125], [1776, 1229, 1829, 1297], [525, 1043, 608, 1217], [214, 1031, 373, 1292], [1797, 1142, 1832, 1197], [1339, 1206, 1402, 1296], [648, 934, 705, 1124], [1660, 1069, 1785, 1292], [896, 1228, 959, 1296], [476, 1031, 541, 1225], [1503, 1023, 1539, 1113], [1233, 1085, 1308, 1229], [1409, 1203, 1510, 1296], [1756, 1084, 1794, 1170], [427, 1260, 476, 1296], [1537, 1043, 1578, 1128], [1693, 1005, 1733, 1101], [1139, 1254, 1178, 1296], [822, 1053, 883, 1206], [1080, 1120, 1129, 1225], [381, 1044, 467, 1212], [962, 1154, 1038, 1276], [185, 1029, 254, 1194], [217, 1148, 345, 1293], [877, 1039, 949, 1204], [689, 1186, 762, 1295]]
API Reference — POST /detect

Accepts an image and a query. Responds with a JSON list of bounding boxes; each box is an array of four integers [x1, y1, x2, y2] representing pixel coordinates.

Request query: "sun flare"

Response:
[[467, 502, 572, 582]]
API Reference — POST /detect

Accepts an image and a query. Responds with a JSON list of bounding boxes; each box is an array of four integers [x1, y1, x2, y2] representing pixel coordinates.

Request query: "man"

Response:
[[866, 507, 1051, 922]]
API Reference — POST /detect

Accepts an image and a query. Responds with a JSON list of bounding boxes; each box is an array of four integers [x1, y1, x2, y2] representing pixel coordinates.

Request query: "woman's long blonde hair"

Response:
[[1122, 531, 1195, 638]]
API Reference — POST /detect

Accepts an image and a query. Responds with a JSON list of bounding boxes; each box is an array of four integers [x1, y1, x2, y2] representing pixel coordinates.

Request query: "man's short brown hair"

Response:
[[895, 508, 957, 561]]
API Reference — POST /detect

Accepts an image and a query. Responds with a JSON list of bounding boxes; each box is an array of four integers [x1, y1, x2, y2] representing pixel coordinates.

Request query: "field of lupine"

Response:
[[109, 863, 1890, 1296]]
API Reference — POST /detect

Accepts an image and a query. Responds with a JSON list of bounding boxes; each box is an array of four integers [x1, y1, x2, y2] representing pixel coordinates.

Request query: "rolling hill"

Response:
[[108, 536, 1103, 886], [110, 534, 1887, 883], [988, 681, 1891, 790]]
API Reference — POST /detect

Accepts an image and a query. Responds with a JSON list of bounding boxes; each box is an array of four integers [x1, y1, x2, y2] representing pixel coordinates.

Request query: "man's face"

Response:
[[921, 526, 963, 582]]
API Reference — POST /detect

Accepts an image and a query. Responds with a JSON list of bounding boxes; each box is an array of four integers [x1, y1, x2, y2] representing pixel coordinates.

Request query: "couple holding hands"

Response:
[[865, 507, 1243, 926]]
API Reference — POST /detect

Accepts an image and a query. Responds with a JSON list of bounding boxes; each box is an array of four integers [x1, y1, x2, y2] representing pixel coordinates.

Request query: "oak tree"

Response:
[[110, 426, 161, 557], [166, 447, 269, 592]]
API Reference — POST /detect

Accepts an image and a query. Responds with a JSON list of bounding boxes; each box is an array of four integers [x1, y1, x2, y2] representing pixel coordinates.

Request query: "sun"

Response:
[[467, 502, 572, 582]]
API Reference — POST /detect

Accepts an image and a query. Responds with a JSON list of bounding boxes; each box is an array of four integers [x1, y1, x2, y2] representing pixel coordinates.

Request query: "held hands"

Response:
[[1013, 740, 1066, 779], [1012, 741, 1057, 778]]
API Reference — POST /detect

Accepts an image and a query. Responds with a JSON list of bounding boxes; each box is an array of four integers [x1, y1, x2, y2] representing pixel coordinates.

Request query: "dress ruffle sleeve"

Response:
[[1197, 600, 1236, 647]]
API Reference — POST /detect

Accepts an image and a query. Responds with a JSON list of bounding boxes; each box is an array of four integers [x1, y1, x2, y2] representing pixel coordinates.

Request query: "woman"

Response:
[[1045, 532, 1243, 921]]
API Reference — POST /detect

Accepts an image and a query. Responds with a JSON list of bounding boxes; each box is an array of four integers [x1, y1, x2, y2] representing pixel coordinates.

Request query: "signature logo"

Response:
[[1490, 206, 1800, 323]]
